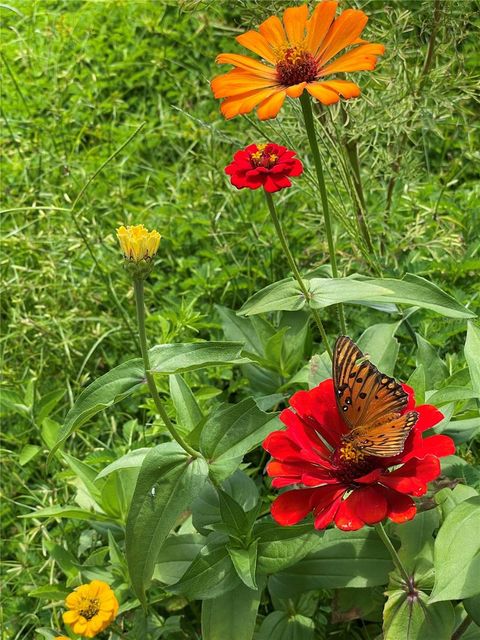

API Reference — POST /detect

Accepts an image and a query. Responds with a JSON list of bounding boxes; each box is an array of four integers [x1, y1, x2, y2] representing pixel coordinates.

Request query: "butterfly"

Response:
[[333, 336, 419, 458]]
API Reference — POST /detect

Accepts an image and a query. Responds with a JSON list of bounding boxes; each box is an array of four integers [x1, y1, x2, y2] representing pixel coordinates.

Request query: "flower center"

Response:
[[332, 439, 375, 485], [276, 45, 318, 86], [250, 143, 278, 168], [78, 596, 100, 620]]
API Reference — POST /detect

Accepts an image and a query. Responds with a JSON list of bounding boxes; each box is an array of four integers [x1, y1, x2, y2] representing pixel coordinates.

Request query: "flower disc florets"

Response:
[[276, 45, 318, 86], [63, 580, 119, 638], [263, 379, 455, 531], [225, 142, 303, 193]]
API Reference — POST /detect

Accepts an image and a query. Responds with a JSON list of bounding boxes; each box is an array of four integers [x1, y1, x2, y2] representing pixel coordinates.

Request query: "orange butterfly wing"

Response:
[[333, 336, 417, 457]]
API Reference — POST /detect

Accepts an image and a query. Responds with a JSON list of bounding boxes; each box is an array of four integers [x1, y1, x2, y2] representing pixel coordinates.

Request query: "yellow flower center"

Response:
[[275, 44, 318, 87], [250, 143, 279, 169], [338, 441, 365, 464], [78, 596, 100, 620]]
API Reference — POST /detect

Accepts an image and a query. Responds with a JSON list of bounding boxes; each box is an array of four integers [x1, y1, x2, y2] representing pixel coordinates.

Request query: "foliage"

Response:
[[1, 1, 479, 640]]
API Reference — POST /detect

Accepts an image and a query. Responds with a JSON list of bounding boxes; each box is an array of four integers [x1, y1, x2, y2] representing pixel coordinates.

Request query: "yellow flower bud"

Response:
[[117, 224, 161, 262]]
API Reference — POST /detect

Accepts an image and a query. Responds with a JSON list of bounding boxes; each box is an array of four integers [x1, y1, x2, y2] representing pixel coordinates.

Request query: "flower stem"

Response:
[[299, 92, 347, 335], [264, 191, 332, 360], [375, 522, 410, 586], [133, 277, 199, 458]]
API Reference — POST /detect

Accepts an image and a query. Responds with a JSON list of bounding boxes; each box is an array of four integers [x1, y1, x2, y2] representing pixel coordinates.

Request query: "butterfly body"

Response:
[[333, 336, 418, 459]]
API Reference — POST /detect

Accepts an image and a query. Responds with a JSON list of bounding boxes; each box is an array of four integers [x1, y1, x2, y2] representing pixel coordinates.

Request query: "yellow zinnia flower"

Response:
[[62, 580, 119, 639], [117, 224, 161, 262]]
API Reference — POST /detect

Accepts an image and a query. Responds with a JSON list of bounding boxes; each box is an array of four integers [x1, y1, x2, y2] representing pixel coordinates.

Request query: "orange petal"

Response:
[[318, 9, 368, 65], [306, 82, 340, 105], [286, 82, 307, 98], [259, 15, 287, 50], [305, 1, 338, 56], [283, 4, 309, 44], [220, 87, 277, 119], [236, 30, 276, 64], [216, 53, 276, 79], [320, 79, 361, 99], [320, 43, 385, 75], [212, 70, 277, 98], [257, 89, 287, 120]]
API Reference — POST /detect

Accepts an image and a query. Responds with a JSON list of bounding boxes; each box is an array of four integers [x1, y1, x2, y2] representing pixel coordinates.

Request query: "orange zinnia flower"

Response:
[[211, 2, 385, 120]]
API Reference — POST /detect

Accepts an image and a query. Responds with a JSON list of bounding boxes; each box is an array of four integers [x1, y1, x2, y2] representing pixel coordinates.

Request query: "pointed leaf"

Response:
[[125, 443, 209, 604], [149, 342, 248, 373]]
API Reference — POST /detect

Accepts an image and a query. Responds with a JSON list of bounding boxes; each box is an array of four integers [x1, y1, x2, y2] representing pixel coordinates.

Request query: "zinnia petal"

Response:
[[257, 89, 287, 120], [306, 82, 340, 105], [305, 1, 338, 57], [283, 5, 309, 44], [236, 30, 276, 64], [382, 487, 417, 524], [320, 42, 385, 75], [271, 488, 317, 525], [318, 8, 369, 65], [216, 53, 277, 79], [259, 15, 287, 49]]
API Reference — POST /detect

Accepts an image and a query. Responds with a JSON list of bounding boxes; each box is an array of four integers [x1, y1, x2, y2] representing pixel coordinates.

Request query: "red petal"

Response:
[[279, 409, 334, 464], [381, 455, 441, 496], [289, 379, 348, 448], [334, 495, 364, 531], [313, 487, 346, 529], [401, 383, 416, 411], [271, 488, 316, 525], [382, 487, 417, 524], [263, 430, 301, 461], [346, 486, 388, 526], [415, 404, 445, 432]]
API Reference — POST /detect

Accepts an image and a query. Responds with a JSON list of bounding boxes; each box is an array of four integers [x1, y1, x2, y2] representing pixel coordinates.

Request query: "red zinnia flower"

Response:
[[225, 142, 303, 193], [263, 380, 455, 531]]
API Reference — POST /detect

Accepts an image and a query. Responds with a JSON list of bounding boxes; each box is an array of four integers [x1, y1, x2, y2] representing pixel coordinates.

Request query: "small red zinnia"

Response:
[[225, 142, 303, 193], [263, 379, 455, 531]]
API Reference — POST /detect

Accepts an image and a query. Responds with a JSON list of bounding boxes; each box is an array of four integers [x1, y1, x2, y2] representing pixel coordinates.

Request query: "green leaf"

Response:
[[308, 278, 392, 308], [48, 358, 145, 460], [357, 322, 401, 376], [257, 611, 315, 640], [427, 387, 479, 405], [465, 322, 480, 395], [216, 305, 268, 356], [227, 540, 258, 589], [96, 448, 149, 479], [395, 510, 439, 585], [62, 453, 104, 504], [125, 443, 209, 604], [430, 496, 480, 602], [169, 534, 239, 600], [415, 334, 449, 389], [154, 533, 206, 586], [218, 489, 251, 538], [464, 594, 480, 626], [149, 342, 248, 373], [192, 471, 259, 535], [352, 274, 475, 318], [19, 444, 41, 466], [199, 398, 276, 480], [256, 522, 323, 575], [21, 505, 112, 522], [383, 589, 455, 640], [238, 279, 306, 316], [201, 577, 264, 640], [28, 584, 70, 600], [268, 528, 392, 597], [169, 374, 203, 435], [407, 365, 426, 405], [35, 388, 65, 423]]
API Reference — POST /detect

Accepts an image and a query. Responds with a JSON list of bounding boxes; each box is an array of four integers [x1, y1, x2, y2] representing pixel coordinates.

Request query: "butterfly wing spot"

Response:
[[359, 392, 367, 399]]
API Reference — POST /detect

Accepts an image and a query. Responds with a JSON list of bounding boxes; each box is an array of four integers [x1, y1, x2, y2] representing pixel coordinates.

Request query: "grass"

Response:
[[1, 0, 479, 638]]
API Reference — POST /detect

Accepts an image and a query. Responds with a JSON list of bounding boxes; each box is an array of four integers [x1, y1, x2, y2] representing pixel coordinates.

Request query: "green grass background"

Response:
[[1, 0, 479, 637]]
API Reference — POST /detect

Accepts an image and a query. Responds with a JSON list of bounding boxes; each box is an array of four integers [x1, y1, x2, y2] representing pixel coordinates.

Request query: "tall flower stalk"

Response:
[[118, 224, 199, 459], [225, 142, 332, 359], [264, 191, 332, 359], [299, 91, 346, 334]]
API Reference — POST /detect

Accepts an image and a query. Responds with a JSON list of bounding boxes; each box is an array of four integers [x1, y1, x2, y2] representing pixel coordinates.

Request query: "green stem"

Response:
[[452, 615, 472, 640], [299, 92, 347, 335], [133, 278, 199, 458], [375, 522, 410, 585], [264, 191, 332, 360]]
